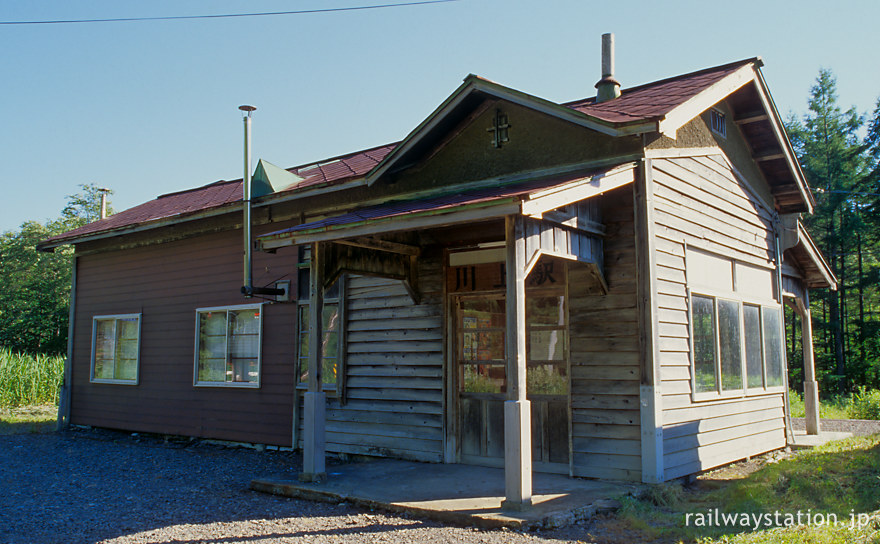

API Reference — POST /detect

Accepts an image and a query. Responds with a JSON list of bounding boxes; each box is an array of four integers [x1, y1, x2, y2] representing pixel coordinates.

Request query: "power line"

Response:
[[0, 1, 458, 26], [815, 189, 880, 197]]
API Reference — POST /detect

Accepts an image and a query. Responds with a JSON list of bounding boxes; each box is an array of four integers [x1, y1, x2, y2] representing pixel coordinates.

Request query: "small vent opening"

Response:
[[711, 109, 727, 138]]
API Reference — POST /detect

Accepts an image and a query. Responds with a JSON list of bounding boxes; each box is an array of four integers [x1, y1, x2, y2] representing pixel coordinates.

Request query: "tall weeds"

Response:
[[0, 348, 64, 407]]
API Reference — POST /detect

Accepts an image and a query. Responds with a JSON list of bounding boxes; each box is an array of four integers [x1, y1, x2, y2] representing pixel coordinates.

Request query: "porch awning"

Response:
[[783, 221, 837, 291], [258, 162, 636, 250]]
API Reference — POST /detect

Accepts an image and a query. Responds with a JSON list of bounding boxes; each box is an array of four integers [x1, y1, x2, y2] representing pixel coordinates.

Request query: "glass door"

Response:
[[454, 289, 570, 470]]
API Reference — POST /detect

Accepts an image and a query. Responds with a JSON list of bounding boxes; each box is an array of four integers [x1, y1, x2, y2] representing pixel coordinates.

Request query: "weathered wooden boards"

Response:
[[652, 155, 785, 480]]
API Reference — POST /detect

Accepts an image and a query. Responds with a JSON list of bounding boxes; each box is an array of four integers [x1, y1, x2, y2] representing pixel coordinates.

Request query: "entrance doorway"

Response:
[[450, 258, 570, 473]]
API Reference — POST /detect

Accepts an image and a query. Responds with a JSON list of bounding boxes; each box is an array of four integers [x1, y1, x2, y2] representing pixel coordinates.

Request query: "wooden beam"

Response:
[[634, 158, 664, 484], [502, 214, 532, 510], [261, 201, 521, 249], [734, 111, 769, 125], [334, 237, 420, 256], [301, 241, 327, 482], [521, 166, 635, 217], [795, 292, 820, 435], [753, 150, 785, 162], [657, 64, 756, 136]]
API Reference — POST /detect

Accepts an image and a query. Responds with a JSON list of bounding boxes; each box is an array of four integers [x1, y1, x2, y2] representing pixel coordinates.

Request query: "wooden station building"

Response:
[[41, 43, 835, 507]]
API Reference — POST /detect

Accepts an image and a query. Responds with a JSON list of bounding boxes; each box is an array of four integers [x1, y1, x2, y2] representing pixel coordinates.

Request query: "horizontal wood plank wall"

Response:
[[652, 155, 785, 480], [569, 187, 642, 481], [297, 251, 445, 462], [71, 223, 300, 446]]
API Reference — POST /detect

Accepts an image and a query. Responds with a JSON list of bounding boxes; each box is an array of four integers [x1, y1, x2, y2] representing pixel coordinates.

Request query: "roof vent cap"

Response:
[[595, 33, 621, 103]]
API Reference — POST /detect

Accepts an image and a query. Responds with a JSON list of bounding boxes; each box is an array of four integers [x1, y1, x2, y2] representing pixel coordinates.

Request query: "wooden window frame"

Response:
[[688, 289, 785, 402], [90, 313, 142, 385], [193, 303, 263, 389]]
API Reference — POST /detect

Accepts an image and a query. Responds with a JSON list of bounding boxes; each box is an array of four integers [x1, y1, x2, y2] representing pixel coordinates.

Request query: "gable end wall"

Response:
[[650, 153, 785, 480]]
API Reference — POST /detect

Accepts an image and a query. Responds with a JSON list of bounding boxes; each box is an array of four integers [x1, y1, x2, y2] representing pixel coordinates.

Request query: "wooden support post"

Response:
[[634, 158, 664, 484], [301, 241, 327, 482], [502, 215, 532, 511], [798, 291, 820, 435], [57, 256, 77, 431]]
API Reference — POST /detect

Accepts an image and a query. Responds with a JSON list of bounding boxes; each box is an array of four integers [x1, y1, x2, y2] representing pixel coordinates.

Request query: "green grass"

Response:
[[788, 389, 880, 420], [0, 404, 58, 434], [0, 347, 64, 408], [613, 434, 880, 543]]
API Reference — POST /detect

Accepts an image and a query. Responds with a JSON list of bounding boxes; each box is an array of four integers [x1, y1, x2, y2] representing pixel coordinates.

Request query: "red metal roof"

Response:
[[292, 143, 396, 188], [40, 143, 398, 247], [564, 59, 753, 124], [41, 60, 756, 248]]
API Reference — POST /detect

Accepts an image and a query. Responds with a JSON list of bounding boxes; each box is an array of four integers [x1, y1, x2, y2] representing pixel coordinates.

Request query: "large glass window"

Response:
[[691, 295, 717, 394], [743, 304, 764, 389], [194, 304, 261, 387], [763, 306, 784, 387], [687, 246, 785, 399], [91, 314, 141, 384], [296, 245, 344, 389], [718, 299, 743, 391]]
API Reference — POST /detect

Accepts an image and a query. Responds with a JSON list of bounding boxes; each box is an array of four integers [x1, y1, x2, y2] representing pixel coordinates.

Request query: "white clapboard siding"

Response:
[[652, 155, 786, 478], [569, 190, 642, 481], [297, 253, 444, 462]]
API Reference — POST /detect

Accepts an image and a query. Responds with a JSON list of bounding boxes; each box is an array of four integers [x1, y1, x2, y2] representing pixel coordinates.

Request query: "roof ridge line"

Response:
[[560, 57, 761, 107], [157, 179, 239, 199], [292, 140, 401, 173]]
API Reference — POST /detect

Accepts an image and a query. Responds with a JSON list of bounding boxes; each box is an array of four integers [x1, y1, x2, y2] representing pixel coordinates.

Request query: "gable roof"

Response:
[[39, 57, 812, 250]]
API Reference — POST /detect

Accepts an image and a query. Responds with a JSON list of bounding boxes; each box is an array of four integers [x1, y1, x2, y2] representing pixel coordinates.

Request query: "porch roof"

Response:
[[784, 221, 837, 290], [257, 162, 636, 249]]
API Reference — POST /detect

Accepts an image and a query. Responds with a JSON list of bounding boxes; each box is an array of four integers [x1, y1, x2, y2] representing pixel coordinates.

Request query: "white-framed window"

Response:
[[687, 248, 784, 400], [296, 245, 344, 390], [90, 314, 141, 385], [194, 303, 262, 388]]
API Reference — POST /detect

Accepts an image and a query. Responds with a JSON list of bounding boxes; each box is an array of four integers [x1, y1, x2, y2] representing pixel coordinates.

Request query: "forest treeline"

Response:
[[0, 185, 112, 354], [786, 70, 880, 394], [1, 70, 879, 397]]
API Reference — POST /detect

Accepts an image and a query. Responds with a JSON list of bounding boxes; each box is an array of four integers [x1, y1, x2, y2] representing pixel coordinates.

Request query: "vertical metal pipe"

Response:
[[239, 105, 256, 296]]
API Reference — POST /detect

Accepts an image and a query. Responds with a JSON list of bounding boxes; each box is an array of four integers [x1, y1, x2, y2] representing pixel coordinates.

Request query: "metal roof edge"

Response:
[[37, 202, 244, 252], [797, 221, 838, 290]]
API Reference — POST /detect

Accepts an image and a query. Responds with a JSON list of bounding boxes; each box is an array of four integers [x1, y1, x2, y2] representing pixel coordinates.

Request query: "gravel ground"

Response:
[[3, 420, 876, 544], [791, 417, 880, 435], [0, 428, 626, 544]]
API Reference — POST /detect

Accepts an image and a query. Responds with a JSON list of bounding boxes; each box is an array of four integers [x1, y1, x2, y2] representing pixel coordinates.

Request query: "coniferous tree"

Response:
[[787, 69, 866, 394]]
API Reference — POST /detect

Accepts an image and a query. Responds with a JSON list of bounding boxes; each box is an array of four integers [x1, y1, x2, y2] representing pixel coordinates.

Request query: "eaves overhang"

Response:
[[259, 163, 636, 250]]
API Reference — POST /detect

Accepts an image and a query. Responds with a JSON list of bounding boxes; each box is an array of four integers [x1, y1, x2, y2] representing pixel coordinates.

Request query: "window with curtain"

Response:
[[91, 314, 141, 384], [194, 304, 262, 387]]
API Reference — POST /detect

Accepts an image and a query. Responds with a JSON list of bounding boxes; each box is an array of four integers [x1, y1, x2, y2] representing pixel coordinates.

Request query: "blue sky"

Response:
[[2, 0, 878, 232]]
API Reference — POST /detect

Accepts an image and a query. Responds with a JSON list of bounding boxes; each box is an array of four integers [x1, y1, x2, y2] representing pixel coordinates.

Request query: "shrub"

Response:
[[849, 387, 880, 420], [0, 348, 64, 408]]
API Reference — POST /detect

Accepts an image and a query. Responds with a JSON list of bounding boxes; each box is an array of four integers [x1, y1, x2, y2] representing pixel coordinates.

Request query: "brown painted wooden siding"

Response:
[[296, 251, 445, 462], [652, 155, 785, 480], [569, 187, 642, 481], [71, 224, 300, 446]]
